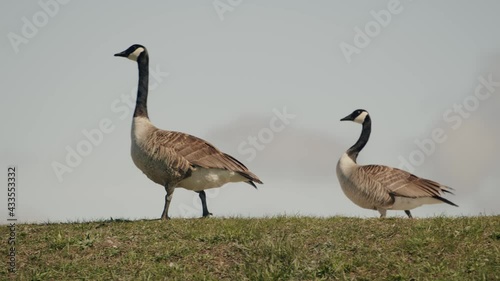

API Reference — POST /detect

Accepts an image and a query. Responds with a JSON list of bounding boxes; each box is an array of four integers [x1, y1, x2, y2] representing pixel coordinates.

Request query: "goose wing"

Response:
[[152, 130, 262, 184], [360, 165, 454, 199]]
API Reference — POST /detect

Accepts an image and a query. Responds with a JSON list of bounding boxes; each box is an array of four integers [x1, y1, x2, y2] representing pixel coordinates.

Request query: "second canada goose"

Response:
[[114, 44, 262, 220], [336, 109, 458, 218]]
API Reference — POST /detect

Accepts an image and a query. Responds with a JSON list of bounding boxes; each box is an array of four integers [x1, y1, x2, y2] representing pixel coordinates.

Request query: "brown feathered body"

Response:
[[132, 116, 262, 191], [336, 153, 456, 213]]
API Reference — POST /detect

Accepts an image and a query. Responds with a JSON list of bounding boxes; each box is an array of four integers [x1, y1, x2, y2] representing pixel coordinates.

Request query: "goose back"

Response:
[[359, 165, 457, 209], [131, 116, 262, 188], [336, 151, 456, 211]]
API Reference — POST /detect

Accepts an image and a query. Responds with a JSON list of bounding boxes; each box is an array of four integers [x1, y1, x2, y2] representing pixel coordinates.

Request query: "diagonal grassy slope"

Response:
[[1, 216, 499, 280]]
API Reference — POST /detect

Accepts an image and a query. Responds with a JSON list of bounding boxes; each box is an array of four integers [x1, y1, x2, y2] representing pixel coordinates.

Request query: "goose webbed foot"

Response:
[[201, 212, 213, 218]]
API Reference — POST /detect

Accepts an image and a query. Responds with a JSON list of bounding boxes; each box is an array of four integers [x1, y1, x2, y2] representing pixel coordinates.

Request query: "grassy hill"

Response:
[[1, 216, 499, 280]]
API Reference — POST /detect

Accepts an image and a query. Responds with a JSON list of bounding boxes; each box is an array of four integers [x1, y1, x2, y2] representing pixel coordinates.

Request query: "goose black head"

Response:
[[341, 109, 369, 124], [114, 44, 147, 62]]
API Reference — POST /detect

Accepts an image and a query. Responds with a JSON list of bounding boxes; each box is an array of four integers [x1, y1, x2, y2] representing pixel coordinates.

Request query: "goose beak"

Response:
[[340, 115, 352, 121], [114, 51, 127, 57]]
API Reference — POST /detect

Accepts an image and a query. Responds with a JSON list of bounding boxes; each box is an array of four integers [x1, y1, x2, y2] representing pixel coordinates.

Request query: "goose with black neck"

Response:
[[114, 44, 263, 220], [336, 109, 458, 218]]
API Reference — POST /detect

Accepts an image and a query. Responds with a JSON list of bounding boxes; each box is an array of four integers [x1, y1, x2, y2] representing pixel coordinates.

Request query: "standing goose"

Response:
[[336, 109, 457, 218], [114, 44, 262, 220]]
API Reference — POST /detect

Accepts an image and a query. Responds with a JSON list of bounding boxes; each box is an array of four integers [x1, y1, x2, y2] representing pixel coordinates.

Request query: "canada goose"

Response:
[[114, 44, 262, 220], [336, 109, 458, 218]]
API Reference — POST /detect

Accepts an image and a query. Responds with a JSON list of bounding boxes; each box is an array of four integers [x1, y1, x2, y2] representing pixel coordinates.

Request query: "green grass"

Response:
[[1, 216, 499, 280]]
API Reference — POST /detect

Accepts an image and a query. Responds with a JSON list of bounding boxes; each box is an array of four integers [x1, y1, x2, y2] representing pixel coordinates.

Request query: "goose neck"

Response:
[[134, 57, 149, 118], [347, 116, 371, 162]]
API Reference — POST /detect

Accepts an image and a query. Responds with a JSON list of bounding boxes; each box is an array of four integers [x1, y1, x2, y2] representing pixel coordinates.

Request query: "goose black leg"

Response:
[[198, 191, 212, 218], [161, 185, 175, 220], [404, 210, 413, 218]]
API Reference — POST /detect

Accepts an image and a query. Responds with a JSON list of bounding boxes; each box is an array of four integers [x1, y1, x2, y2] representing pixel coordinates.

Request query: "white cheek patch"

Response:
[[353, 111, 368, 124], [128, 47, 145, 61]]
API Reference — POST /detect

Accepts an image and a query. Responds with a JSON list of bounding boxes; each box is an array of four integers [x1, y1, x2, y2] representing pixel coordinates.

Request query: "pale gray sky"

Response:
[[1, 1, 499, 223]]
